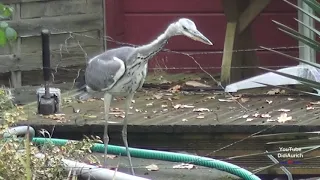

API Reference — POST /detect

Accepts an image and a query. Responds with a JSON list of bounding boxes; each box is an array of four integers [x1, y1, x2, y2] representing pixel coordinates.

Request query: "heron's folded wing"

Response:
[[85, 56, 125, 91]]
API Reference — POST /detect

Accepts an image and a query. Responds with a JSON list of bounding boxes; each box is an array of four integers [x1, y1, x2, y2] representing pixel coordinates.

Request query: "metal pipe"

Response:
[[41, 29, 51, 98], [2, 126, 35, 140], [35, 153, 150, 180]]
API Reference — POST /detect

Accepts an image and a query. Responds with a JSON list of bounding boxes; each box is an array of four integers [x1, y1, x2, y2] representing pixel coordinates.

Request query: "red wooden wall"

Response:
[[105, 0, 300, 74]]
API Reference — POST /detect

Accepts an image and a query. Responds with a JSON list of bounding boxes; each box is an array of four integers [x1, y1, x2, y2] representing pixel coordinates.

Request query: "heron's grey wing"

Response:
[[85, 56, 125, 91]]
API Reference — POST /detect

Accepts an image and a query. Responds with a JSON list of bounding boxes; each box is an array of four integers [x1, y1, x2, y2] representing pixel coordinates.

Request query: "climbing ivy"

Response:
[[0, 3, 17, 46]]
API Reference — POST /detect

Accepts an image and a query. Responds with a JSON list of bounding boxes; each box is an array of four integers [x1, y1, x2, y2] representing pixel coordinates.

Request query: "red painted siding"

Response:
[[106, 0, 302, 74]]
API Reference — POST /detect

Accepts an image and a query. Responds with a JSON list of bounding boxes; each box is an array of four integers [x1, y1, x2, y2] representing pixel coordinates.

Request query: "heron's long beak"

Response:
[[190, 30, 213, 45]]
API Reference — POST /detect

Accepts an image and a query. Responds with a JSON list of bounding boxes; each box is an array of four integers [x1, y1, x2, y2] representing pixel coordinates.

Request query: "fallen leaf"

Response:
[[252, 113, 260, 117], [146, 164, 159, 171], [167, 85, 181, 93], [181, 105, 195, 108], [173, 163, 195, 170], [206, 96, 215, 99], [267, 88, 280, 95], [131, 100, 136, 103], [115, 114, 125, 119], [306, 105, 315, 110], [277, 113, 292, 123], [182, 119, 188, 122], [106, 155, 117, 159], [266, 100, 273, 104], [242, 114, 249, 118], [287, 98, 296, 101], [261, 114, 271, 118], [185, 81, 211, 88], [146, 102, 154, 107], [161, 104, 168, 108], [278, 109, 291, 112], [267, 119, 276, 122], [196, 115, 205, 119], [240, 98, 250, 103], [246, 118, 254, 122], [153, 94, 163, 99], [193, 108, 210, 112], [43, 114, 66, 121], [173, 104, 181, 109], [310, 101, 320, 105]]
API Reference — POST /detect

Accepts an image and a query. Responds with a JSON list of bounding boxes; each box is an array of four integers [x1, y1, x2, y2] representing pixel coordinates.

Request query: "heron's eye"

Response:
[[182, 26, 188, 31]]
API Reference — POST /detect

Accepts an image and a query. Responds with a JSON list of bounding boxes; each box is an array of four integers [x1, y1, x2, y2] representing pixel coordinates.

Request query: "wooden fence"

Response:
[[0, 0, 104, 87]]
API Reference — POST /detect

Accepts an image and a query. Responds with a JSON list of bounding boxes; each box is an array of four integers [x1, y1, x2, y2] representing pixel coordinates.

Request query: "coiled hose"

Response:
[[33, 137, 261, 180], [2, 126, 261, 180]]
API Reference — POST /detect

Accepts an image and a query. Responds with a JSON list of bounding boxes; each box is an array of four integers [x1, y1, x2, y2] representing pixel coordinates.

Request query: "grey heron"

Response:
[[77, 18, 213, 175]]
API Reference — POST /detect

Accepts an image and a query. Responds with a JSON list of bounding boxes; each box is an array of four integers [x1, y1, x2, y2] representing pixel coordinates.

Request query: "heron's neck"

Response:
[[136, 24, 175, 57]]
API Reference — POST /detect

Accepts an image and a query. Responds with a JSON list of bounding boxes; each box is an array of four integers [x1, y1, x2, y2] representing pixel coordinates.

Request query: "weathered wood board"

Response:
[[0, 0, 104, 87]]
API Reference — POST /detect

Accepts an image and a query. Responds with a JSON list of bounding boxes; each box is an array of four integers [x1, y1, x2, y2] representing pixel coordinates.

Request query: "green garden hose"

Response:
[[32, 137, 261, 180]]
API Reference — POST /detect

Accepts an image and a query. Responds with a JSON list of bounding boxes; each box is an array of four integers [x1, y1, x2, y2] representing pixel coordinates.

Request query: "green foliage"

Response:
[[0, 92, 101, 179], [0, 3, 17, 46], [260, 0, 320, 96]]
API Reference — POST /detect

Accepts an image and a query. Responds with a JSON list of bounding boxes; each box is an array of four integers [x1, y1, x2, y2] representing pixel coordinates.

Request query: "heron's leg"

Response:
[[103, 92, 112, 168], [123, 93, 135, 175]]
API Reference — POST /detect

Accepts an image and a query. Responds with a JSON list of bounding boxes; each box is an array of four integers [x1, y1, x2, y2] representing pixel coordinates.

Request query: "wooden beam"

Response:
[[238, 0, 271, 34], [221, 0, 261, 85], [221, 22, 237, 85]]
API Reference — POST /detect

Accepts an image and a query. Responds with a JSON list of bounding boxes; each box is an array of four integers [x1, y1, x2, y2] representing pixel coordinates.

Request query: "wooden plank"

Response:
[[6, 13, 103, 37], [124, 0, 223, 13], [19, 46, 102, 71], [20, 0, 87, 19], [20, 31, 101, 54], [220, 22, 237, 85], [238, 0, 271, 34]]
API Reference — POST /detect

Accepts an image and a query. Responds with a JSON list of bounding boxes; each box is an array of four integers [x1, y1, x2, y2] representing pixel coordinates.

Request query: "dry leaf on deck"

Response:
[[306, 105, 315, 110], [168, 85, 181, 93], [246, 118, 254, 122], [278, 109, 291, 112], [146, 164, 159, 171], [240, 98, 250, 103], [206, 96, 215, 99], [242, 114, 249, 118], [146, 102, 154, 107], [252, 113, 260, 117], [277, 113, 292, 123], [266, 88, 280, 95], [185, 81, 210, 88], [153, 93, 163, 99], [196, 115, 205, 119], [193, 108, 210, 112], [173, 163, 195, 170], [266, 100, 273, 104], [261, 114, 271, 118], [310, 101, 320, 105], [106, 155, 117, 159], [182, 119, 188, 122], [43, 114, 66, 121]]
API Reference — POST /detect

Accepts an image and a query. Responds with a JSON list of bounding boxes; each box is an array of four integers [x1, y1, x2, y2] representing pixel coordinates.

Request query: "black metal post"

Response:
[[41, 29, 51, 98]]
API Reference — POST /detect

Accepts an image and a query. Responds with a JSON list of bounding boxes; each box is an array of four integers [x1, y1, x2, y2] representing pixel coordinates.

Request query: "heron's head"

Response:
[[171, 18, 213, 45]]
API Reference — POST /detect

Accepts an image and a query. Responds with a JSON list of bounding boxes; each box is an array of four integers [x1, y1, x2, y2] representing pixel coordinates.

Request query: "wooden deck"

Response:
[[15, 81, 320, 176]]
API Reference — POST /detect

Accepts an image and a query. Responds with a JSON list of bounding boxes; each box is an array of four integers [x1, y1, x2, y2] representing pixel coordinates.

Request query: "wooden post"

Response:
[[220, 0, 271, 86], [10, 3, 22, 88]]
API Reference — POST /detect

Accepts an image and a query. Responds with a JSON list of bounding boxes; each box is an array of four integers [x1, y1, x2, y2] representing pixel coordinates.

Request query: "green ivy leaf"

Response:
[[3, 7, 13, 17], [5, 27, 17, 41], [0, 29, 7, 46], [0, 22, 8, 30]]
